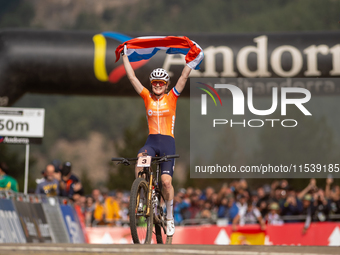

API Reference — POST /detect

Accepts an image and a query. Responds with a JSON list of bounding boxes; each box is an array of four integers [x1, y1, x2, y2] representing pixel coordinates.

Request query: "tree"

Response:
[[186, 125, 241, 189], [0, 0, 34, 28], [107, 116, 148, 190], [72, 12, 101, 31], [0, 144, 36, 192], [80, 169, 94, 196], [251, 108, 338, 189]]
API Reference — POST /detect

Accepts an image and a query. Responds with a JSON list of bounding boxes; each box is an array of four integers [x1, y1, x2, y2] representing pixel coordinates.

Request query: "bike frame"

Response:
[[112, 154, 179, 243], [137, 158, 162, 218]]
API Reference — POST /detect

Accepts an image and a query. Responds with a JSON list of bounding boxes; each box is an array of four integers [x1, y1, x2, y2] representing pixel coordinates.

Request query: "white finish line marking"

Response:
[[0, 246, 324, 255]]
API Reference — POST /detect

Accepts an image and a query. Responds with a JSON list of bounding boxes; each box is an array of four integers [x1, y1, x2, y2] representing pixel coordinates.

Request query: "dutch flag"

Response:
[[115, 36, 204, 70]]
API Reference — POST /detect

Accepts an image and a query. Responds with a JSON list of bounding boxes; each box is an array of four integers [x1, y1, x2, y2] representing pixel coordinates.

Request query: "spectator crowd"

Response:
[[172, 178, 340, 234], [1, 160, 340, 232]]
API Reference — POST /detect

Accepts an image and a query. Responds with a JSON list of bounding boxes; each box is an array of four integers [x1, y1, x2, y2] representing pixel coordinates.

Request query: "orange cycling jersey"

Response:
[[139, 87, 180, 138]]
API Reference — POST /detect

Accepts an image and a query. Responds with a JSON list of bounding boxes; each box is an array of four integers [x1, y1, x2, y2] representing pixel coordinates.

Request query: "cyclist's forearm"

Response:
[[175, 65, 191, 93], [122, 55, 144, 94], [122, 55, 136, 80]]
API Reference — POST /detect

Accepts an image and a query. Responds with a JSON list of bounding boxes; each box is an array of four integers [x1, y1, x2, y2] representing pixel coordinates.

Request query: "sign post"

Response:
[[0, 107, 45, 194], [24, 143, 30, 194]]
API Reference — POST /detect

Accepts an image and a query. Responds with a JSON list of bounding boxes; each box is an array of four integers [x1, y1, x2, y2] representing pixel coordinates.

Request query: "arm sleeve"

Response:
[[167, 87, 179, 108], [139, 88, 150, 105], [169, 87, 180, 100]]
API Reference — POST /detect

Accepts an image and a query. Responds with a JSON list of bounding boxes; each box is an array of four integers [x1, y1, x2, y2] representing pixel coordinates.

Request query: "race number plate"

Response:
[[137, 156, 152, 167]]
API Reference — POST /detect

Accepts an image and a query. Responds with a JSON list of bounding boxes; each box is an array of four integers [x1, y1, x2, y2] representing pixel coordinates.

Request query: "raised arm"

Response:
[[325, 177, 333, 199], [122, 52, 144, 95], [297, 178, 315, 200], [257, 215, 266, 230], [232, 214, 240, 231], [174, 65, 191, 94]]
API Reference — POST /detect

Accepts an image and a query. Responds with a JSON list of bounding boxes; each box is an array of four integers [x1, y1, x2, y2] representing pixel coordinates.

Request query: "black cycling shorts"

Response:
[[138, 134, 176, 177]]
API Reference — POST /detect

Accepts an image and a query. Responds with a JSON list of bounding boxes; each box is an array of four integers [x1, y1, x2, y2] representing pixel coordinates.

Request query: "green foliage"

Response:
[[106, 116, 148, 190], [14, 94, 145, 151], [249, 108, 339, 189], [71, 13, 102, 31], [173, 99, 190, 164], [86, 0, 340, 33], [6, 0, 340, 192], [80, 169, 94, 196], [185, 125, 241, 189], [0, 0, 34, 28], [0, 144, 36, 192], [254, 111, 337, 166]]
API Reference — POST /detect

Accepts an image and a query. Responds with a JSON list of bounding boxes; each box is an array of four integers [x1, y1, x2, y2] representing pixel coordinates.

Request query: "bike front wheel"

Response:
[[129, 178, 153, 244]]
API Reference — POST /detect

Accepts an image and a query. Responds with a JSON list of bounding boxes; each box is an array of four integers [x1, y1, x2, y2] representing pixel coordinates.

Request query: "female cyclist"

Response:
[[122, 45, 191, 236]]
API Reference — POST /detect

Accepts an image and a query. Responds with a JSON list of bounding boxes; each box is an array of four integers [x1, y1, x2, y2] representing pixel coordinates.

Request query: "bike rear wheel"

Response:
[[129, 178, 153, 244], [155, 224, 172, 244], [154, 191, 172, 244]]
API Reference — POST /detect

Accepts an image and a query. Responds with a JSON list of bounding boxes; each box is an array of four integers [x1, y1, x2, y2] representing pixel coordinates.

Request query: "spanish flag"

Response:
[[231, 227, 266, 245]]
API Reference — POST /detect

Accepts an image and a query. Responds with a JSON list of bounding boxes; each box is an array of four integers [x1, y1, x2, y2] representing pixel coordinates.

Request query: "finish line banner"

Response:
[[190, 78, 340, 178]]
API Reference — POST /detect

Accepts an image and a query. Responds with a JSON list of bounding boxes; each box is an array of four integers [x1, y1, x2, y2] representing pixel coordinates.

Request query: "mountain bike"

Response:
[[112, 154, 179, 244]]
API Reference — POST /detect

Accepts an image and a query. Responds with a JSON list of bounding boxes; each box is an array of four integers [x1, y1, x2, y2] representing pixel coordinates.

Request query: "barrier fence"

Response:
[[1, 190, 340, 245], [86, 222, 340, 245], [180, 214, 340, 226], [0, 191, 86, 243]]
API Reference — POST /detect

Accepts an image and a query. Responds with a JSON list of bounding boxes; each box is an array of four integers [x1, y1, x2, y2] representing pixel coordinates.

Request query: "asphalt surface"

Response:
[[0, 244, 339, 255]]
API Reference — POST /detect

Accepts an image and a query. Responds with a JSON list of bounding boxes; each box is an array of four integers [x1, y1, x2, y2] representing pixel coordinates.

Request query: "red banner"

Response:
[[74, 205, 89, 244], [86, 222, 340, 245]]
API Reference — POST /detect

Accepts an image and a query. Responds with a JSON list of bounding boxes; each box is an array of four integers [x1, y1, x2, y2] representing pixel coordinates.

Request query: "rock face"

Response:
[[29, 0, 139, 29]]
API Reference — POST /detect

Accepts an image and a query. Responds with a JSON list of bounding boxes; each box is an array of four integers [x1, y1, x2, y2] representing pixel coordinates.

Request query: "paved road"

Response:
[[0, 244, 339, 255]]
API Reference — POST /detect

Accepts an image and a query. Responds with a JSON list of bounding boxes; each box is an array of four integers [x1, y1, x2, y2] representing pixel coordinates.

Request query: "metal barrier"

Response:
[[180, 214, 340, 226], [91, 219, 130, 227], [180, 218, 216, 226], [89, 214, 340, 227], [0, 190, 72, 206], [281, 214, 340, 221], [0, 190, 86, 243]]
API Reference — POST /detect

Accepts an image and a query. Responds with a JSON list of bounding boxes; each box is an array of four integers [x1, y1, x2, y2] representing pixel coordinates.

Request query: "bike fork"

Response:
[[146, 171, 153, 217]]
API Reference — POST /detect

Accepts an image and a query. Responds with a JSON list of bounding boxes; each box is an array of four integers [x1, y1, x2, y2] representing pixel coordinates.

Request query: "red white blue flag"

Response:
[[115, 36, 204, 70]]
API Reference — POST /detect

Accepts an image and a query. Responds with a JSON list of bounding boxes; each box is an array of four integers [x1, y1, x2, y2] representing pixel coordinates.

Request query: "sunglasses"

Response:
[[151, 80, 167, 87]]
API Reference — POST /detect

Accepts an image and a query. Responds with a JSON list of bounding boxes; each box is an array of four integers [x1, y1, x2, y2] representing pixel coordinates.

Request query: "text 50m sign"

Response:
[[0, 107, 45, 144]]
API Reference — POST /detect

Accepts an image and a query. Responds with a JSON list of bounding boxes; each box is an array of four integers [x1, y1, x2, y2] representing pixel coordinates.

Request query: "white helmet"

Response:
[[149, 68, 170, 83]]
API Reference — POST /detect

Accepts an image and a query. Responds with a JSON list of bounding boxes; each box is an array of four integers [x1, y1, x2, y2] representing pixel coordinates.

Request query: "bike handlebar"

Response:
[[152, 154, 180, 160], [111, 157, 137, 162], [111, 154, 179, 164]]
